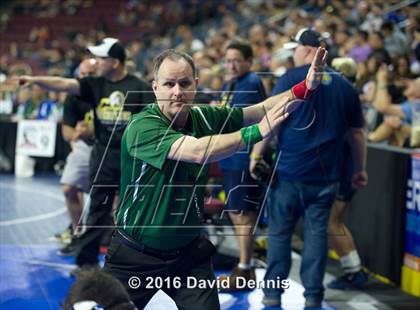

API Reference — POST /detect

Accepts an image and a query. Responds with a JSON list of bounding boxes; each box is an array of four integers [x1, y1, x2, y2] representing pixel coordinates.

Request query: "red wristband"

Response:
[[291, 80, 315, 100]]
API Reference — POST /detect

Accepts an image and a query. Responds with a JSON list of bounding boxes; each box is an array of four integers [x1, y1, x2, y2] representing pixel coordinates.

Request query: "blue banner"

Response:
[[406, 155, 420, 258]]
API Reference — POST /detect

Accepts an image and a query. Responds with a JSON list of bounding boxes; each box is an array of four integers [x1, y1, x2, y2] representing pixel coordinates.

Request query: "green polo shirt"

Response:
[[116, 103, 243, 250]]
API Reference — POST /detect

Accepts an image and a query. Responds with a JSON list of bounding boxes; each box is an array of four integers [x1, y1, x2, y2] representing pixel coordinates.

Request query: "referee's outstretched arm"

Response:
[[168, 95, 290, 164], [168, 47, 328, 165]]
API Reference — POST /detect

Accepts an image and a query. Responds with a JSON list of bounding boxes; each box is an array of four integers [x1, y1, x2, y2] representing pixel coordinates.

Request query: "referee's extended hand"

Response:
[[305, 47, 328, 90]]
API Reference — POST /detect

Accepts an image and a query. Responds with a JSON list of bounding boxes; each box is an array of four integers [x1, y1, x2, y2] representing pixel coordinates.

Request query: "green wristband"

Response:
[[240, 124, 263, 146]]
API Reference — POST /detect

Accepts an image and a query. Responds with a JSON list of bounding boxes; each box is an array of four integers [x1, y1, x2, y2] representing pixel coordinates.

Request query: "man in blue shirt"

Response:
[[253, 29, 367, 308], [217, 39, 267, 291]]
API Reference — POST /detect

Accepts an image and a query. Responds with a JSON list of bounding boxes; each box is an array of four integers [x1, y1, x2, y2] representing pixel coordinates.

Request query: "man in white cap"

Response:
[[252, 28, 367, 308], [18, 38, 155, 271]]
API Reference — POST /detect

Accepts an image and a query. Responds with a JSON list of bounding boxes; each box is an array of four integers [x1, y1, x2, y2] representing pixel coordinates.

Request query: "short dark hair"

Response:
[[153, 49, 196, 80], [381, 21, 394, 32], [226, 39, 253, 61], [368, 48, 391, 65], [62, 269, 135, 310], [357, 30, 369, 41]]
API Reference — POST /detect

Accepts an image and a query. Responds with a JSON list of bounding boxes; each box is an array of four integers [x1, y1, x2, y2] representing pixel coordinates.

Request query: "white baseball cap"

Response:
[[87, 38, 126, 63]]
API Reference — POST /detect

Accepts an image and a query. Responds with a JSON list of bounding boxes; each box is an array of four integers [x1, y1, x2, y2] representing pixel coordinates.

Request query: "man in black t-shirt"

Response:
[[18, 38, 155, 269]]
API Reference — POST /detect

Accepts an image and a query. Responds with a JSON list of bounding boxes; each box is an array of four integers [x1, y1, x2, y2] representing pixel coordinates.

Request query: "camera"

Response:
[[253, 161, 275, 185]]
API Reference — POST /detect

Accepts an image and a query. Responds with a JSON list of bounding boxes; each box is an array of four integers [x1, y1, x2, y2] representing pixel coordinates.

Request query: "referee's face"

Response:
[[152, 58, 198, 120]]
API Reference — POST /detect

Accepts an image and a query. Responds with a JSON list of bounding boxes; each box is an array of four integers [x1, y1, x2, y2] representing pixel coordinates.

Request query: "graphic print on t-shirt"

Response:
[[96, 90, 132, 127], [83, 110, 94, 132]]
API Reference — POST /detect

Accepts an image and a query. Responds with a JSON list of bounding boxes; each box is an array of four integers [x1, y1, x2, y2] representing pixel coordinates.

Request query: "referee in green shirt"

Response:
[[103, 48, 327, 309]]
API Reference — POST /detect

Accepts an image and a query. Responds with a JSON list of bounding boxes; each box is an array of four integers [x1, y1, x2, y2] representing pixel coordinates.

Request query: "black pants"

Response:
[[103, 231, 220, 310], [75, 143, 120, 266]]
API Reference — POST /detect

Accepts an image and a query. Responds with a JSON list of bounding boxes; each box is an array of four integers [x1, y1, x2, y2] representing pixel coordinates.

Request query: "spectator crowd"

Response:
[[0, 0, 419, 148]]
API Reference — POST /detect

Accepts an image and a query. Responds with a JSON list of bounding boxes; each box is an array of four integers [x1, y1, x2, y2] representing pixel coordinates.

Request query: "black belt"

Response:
[[115, 230, 182, 259]]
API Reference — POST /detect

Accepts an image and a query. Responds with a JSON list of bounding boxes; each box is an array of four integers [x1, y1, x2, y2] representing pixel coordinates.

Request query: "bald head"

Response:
[[78, 58, 97, 78]]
